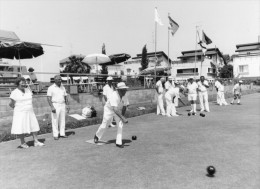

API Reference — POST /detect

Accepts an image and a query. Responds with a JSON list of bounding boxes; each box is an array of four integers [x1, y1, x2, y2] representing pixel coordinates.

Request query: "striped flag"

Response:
[[155, 8, 163, 25], [168, 16, 179, 36]]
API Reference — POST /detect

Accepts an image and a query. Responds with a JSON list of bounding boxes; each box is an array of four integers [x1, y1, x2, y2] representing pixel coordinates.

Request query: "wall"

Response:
[[233, 55, 260, 78]]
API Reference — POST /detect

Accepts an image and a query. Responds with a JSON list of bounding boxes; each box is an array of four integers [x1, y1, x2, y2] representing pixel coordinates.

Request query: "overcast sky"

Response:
[[0, 0, 259, 61]]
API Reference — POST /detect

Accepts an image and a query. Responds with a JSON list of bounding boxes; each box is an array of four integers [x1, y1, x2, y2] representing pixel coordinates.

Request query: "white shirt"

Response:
[[10, 88, 33, 112], [105, 91, 129, 114], [197, 80, 209, 92], [165, 81, 175, 91], [156, 80, 164, 93], [47, 84, 67, 104], [233, 83, 242, 94], [165, 87, 179, 99], [103, 84, 115, 97], [187, 82, 198, 94], [218, 84, 225, 92], [214, 80, 221, 89]]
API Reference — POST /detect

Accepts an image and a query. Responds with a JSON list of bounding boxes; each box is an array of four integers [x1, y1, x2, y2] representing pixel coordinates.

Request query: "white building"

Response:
[[107, 51, 171, 76], [232, 42, 260, 79], [172, 48, 226, 81]]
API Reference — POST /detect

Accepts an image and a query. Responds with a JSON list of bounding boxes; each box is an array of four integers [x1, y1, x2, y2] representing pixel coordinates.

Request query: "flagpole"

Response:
[[194, 26, 198, 77], [154, 7, 157, 79], [168, 13, 170, 75]]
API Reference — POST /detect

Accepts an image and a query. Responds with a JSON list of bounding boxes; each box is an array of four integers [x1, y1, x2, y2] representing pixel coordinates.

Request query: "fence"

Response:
[[0, 71, 259, 96]]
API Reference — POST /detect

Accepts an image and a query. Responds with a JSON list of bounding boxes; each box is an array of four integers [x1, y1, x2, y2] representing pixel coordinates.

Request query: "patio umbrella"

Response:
[[104, 53, 131, 65], [82, 53, 111, 73], [0, 41, 44, 73], [139, 65, 171, 75]]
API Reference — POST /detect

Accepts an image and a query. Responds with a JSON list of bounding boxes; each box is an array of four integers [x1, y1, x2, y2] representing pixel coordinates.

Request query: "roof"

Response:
[[132, 51, 172, 63], [177, 48, 226, 64], [235, 42, 260, 52], [0, 30, 20, 42]]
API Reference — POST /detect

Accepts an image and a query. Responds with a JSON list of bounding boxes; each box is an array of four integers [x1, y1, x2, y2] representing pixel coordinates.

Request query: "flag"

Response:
[[155, 8, 163, 25], [168, 16, 179, 36], [202, 30, 212, 45]]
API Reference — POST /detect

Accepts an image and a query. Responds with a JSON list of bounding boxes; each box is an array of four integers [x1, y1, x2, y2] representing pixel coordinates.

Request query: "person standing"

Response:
[[9, 77, 45, 148], [187, 78, 198, 115], [47, 75, 70, 140], [103, 76, 116, 127], [94, 82, 129, 148], [231, 80, 243, 105], [165, 76, 175, 92], [218, 80, 228, 106], [156, 77, 166, 116], [197, 76, 210, 112], [165, 81, 179, 117], [214, 78, 221, 105]]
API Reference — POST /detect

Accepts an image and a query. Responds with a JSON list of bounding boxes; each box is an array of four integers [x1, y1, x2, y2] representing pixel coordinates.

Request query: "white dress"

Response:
[[10, 88, 40, 134]]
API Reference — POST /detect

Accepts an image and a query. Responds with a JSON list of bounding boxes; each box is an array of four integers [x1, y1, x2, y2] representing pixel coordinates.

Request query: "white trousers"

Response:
[[165, 93, 177, 116], [157, 93, 166, 115], [96, 107, 123, 145], [51, 103, 66, 137], [199, 91, 209, 111], [216, 91, 221, 104], [218, 91, 228, 105]]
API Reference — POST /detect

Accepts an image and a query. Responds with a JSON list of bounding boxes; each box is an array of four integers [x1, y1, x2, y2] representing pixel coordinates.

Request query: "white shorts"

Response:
[[188, 94, 197, 101]]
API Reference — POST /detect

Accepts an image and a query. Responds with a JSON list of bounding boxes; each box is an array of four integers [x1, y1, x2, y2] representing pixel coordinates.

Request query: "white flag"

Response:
[[155, 8, 163, 25]]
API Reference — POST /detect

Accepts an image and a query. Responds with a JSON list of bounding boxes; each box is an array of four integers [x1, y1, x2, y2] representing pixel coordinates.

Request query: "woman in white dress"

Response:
[[9, 77, 44, 148]]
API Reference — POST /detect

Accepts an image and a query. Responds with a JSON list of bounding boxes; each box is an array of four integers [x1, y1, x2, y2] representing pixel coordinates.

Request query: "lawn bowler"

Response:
[[187, 77, 198, 115], [231, 80, 243, 105], [197, 76, 210, 112], [165, 81, 179, 117], [94, 82, 129, 148], [214, 78, 221, 105], [156, 77, 166, 116], [103, 76, 116, 127]]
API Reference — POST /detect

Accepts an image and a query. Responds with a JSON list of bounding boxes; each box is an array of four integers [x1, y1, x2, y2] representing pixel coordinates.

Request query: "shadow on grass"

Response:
[[106, 139, 132, 147], [17, 138, 46, 148], [65, 131, 76, 136]]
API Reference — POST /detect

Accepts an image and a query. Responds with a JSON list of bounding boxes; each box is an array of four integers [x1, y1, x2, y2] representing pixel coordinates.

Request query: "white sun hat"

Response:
[[106, 76, 113, 81], [116, 82, 129, 89]]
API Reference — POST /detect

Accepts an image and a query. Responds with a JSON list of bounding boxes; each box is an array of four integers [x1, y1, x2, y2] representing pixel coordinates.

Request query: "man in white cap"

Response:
[[197, 76, 210, 112], [187, 77, 198, 115], [156, 77, 166, 116], [94, 82, 129, 148], [231, 80, 243, 105], [103, 76, 116, 127], [165, 76, 175, 92]]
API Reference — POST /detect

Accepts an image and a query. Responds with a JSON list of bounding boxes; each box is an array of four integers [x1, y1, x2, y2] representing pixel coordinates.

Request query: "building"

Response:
[[232, 42, 260, 79], [107, 51, 171, 76], [172, 48, 226, 81]]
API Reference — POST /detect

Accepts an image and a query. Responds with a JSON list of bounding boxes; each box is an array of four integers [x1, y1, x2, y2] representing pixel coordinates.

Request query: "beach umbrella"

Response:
[[104, 53, 131, 65], [82, 53, 111, 73], [0, 41, 44, 73]]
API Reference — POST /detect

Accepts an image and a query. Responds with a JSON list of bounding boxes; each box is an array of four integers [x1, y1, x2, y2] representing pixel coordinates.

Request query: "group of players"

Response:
[[93, 75, 243, 148]]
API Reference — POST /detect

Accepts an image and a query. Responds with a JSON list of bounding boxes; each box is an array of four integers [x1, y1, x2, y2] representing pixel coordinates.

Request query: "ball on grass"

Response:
[[132, 136, 137, 140], [207, 166, 216, 177], [200, 113, 205, 117], [188, 113, 191, 116]]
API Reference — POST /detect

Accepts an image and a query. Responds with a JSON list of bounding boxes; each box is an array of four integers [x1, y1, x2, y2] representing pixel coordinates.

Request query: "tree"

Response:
[[219, 64, 233, 78], [63, 56, 90, 74], [141, 44, 148, 71], [101, 43, 108, 75]]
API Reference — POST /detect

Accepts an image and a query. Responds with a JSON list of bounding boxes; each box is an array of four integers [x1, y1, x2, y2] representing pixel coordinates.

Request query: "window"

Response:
[[208, 68, 216, 73], [239, 65, 248, 73], [177, 68, 198, 74]]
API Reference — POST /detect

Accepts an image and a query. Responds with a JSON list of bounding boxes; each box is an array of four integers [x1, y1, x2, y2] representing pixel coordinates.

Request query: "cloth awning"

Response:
[[0, 30, 20, 42]]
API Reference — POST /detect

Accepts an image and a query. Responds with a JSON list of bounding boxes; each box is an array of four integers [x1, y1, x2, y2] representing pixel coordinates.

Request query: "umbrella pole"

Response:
[[18, 50, 22, 76]]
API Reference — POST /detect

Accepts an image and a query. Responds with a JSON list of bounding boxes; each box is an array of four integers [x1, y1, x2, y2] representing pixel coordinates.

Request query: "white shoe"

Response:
[[171, 114, 179, 117], [34, 141, 45, 147], [200, 109, 205, 112]]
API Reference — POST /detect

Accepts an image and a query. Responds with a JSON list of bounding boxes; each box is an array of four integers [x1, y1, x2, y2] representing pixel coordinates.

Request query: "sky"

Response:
[[0, 0, 260, 62]]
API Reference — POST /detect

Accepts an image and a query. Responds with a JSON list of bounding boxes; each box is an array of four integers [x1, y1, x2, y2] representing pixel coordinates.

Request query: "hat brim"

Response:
[[116, 87, 129, 90]]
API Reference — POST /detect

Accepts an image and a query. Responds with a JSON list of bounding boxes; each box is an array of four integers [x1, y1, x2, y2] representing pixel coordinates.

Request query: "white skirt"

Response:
[[11, 109, 40, 134]]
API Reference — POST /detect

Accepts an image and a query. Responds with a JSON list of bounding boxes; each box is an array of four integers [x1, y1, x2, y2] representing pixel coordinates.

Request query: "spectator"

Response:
[[47, 75, 70, 140], [28, 67, 37, 83], [9, 77, 45, 148]]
